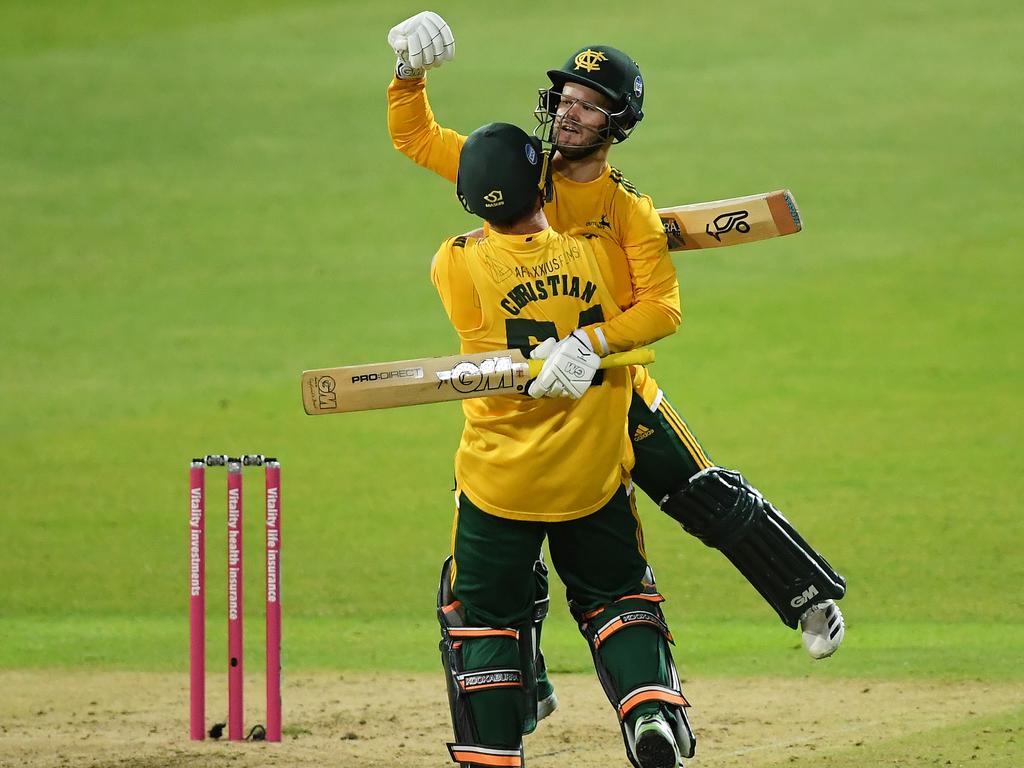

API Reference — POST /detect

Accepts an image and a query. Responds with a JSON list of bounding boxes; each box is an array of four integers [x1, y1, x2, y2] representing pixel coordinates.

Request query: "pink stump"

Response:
[[226, 458, 244, 740], [189, 460, 206, 740], [265, 460, 282, 742]]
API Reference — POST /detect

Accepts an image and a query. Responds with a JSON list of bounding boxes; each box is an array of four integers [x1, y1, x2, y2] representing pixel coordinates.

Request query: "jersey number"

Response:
[[504, 307, 606, 387]]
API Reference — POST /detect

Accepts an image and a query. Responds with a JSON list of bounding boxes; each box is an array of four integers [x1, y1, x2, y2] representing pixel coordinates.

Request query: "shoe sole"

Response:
[[635, 730, 678, 768]]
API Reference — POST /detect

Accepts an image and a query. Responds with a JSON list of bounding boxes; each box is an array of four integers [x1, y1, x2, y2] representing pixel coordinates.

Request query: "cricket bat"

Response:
[[301, 347, 654, 415], [658, 189, 802, 251]]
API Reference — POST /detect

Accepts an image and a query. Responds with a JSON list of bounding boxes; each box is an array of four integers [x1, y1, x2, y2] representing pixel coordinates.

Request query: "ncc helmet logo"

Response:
[[573, 49, 608, 72], [483, 189, 505, 207], [524, 143, 538, 164]]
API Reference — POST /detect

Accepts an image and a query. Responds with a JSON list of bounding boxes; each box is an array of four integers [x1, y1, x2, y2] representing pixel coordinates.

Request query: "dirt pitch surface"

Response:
[[1, 671, 1021, 767]]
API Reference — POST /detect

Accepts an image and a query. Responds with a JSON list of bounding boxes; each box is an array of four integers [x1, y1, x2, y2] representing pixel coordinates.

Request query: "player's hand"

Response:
[[387, 11, 455, 74], [528, 331, 600, 400], [528, 338, 566, 398]]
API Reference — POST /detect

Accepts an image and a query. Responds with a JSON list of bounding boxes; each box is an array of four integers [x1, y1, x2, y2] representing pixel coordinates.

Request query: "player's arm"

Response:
[[530, 197, 679, 400], [386, 12, 464, 184], [430, 236, 483, 334], [578, 198, 681, 355]]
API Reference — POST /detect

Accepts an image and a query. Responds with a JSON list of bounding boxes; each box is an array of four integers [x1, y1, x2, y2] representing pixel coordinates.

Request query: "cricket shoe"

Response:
[[536, 659, 558, 722], [800, 599, 845, 659], [632, 712, 681, 768], [537, 690, 558, 721]]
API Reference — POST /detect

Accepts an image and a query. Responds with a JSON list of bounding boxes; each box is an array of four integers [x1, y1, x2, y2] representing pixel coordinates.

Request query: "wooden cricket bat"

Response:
[[301, 347, 654, 415], [658, 189, 802, 251]]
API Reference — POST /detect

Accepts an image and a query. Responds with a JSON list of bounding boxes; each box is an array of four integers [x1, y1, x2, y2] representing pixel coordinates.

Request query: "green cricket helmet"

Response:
[[538, 45, 645, 143], [457, 123, 551, 223]]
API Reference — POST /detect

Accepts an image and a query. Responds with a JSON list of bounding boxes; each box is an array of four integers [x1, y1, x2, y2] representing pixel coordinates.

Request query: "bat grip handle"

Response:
[[600, 348, 655, 369], [526, 347, 655, 377]]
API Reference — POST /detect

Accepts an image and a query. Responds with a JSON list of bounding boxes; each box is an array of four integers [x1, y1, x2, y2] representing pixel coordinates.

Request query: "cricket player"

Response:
[[433, 120, 693, 768], [386, 8, 846, 712]]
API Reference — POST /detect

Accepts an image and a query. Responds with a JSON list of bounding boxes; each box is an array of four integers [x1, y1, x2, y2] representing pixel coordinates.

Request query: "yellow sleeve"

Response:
[[388, 76, 465, 184], [580, 199, 681, 353], [430, 237, 483, 334]]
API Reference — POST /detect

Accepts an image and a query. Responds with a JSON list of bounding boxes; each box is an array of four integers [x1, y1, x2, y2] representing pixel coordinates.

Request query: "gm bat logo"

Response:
[[706, 209, 751, 241], [314, 376, 337, 409], [437, 356, 516, 394]]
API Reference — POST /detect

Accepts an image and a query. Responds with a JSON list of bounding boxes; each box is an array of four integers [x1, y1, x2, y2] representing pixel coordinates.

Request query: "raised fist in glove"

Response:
[[527, 331, 601, 400], [387, 11, 455, 76]]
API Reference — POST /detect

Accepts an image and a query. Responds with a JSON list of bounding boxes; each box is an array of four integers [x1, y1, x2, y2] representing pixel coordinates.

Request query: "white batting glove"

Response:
[[528, 338, 567, 398], [387, 11, 455, 76], [528, 331, 600, 400]]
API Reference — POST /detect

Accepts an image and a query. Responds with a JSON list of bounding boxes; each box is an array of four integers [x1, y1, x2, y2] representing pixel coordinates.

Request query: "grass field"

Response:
[[2, 1, 1022, 765]]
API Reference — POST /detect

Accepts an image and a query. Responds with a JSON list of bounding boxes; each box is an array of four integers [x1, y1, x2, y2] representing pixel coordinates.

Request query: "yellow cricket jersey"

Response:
[[431, 228, 634, 523], [389, 75, 675, 407]]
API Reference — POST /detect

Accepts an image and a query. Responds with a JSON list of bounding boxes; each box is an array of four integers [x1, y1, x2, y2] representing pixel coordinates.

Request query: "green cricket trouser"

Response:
[[526, 392, 710, 712], [450, 484, 670, 748], [628, 390, 714, 502]]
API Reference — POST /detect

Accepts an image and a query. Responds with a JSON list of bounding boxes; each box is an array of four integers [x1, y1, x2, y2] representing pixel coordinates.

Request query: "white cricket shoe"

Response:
[[537, 691, 558, 721], [632, 712, 681, 768], [800, 599, 845, 659]]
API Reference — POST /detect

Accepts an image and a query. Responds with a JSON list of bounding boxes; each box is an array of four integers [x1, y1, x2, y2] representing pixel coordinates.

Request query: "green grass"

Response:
[[784, 707, 1024, 767], [1, 0, 1022, 686], [3, 615, 1023, 683]]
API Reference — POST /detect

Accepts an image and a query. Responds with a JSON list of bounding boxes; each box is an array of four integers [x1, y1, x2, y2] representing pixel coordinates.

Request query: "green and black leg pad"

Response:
[[571, 571, 696, 766], [437, 557, 534, 767], [662, 467, 846, 628]]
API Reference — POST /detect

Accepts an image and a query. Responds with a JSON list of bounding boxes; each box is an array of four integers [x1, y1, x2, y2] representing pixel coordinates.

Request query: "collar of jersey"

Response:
[[486, 226, 557, 252]]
